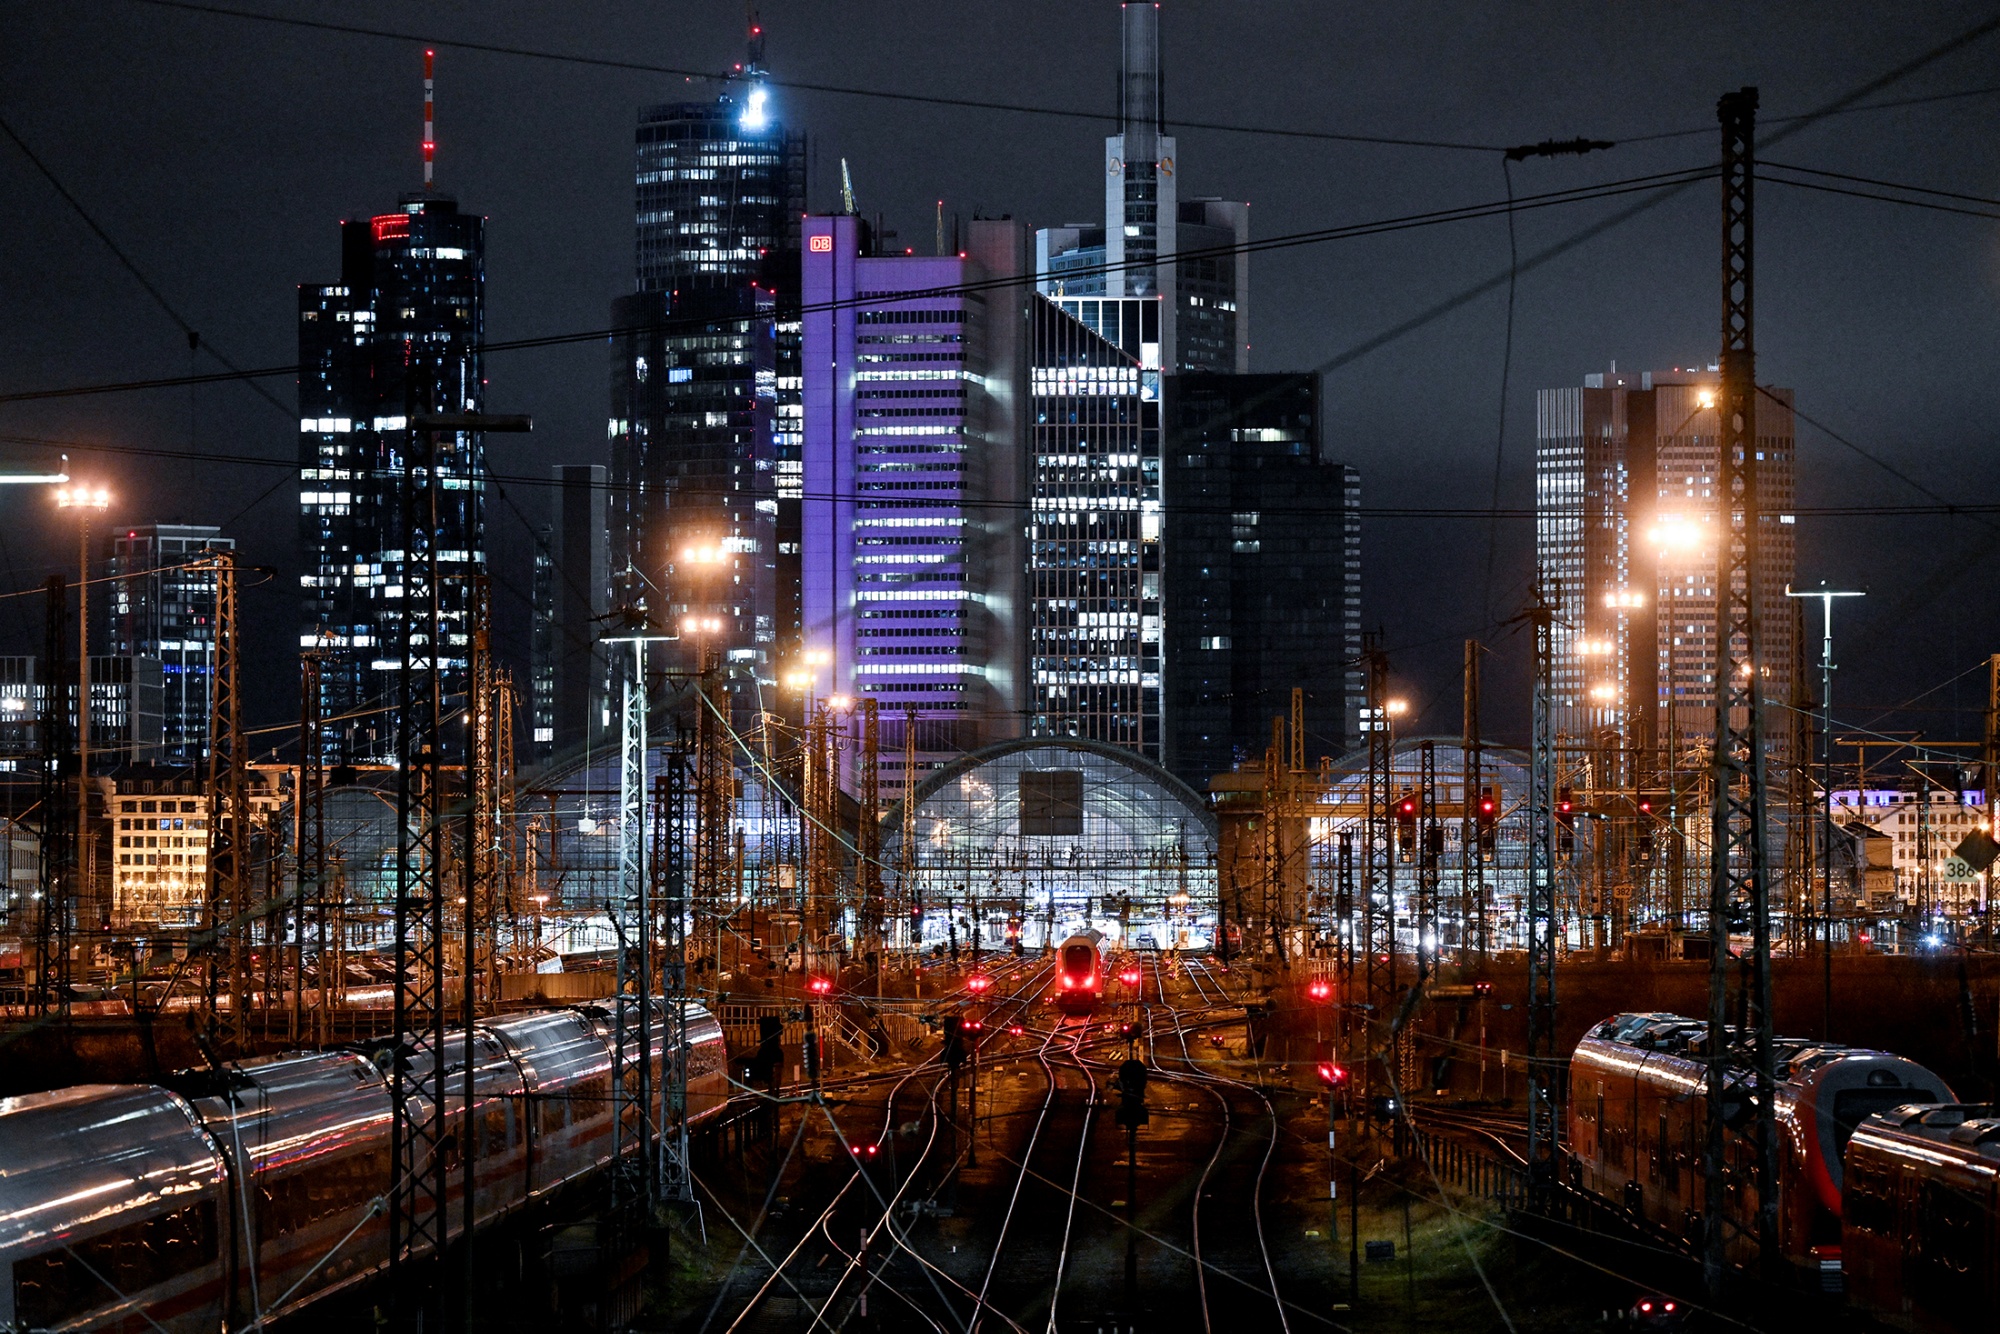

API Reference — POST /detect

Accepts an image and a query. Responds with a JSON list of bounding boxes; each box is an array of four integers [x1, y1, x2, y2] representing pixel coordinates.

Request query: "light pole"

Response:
[[55, 484, 109, 942], [1649, 517, 1706, 933], [1788, 583, 1863, 1039]]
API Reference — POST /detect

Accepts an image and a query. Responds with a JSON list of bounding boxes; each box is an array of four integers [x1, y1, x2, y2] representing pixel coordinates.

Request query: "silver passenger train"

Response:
[[0, 1001, 730, 1333]]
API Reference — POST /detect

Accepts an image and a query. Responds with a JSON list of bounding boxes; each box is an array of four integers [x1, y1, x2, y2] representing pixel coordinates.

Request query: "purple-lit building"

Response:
[[802, 214, 1031, 796]]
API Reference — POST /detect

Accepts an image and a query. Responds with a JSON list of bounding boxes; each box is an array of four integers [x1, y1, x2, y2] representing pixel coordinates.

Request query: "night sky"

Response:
[[4, 1, 1998, 756]]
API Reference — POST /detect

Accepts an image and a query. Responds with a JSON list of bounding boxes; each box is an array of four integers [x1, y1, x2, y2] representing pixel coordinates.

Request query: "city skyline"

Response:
[[1, 3, 1995, 753]]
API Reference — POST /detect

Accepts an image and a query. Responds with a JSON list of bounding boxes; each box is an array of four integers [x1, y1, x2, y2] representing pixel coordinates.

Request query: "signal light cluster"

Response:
[[1316, 1061, 1348, 1087], [1307, 978, 1332, 1002], [807, 976, 833, 995], [966, 974, 992, 994], [1117, 967, 1142, 986]]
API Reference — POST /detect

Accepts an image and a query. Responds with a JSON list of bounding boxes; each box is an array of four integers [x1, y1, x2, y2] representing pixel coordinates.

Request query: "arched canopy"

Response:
[[880, 738, 1218, 934]]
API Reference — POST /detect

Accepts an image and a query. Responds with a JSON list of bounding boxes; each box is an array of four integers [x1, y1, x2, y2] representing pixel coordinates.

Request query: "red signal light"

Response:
[[1398, 798, 1415, 816], [1316, 1062, 1348, 1087], [1479, 797, 1496, 815], [808, 976, 832, 995], [1118, 968, 1141, 985], [966, 974, 992, 993], [1007, 1024, 1024, 1036], [1307, 979, 1332, 1002]]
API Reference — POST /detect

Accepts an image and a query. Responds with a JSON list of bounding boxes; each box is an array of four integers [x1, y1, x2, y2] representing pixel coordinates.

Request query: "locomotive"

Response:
[[0, 1000, 729, 1332], [1567, 1011, 1950, 1280], [1841, 1101, 2000, 1332], [1053, 931, 1103, 1016]]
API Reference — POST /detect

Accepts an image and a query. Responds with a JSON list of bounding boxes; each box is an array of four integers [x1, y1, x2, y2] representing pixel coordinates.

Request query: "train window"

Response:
[[540, 1094, 567, 1137], [256, 1148, 388, 1243], [1062, 945, 1094, 977], [480, 1103, 510, 1156], [14, 1200, 218, 1329]]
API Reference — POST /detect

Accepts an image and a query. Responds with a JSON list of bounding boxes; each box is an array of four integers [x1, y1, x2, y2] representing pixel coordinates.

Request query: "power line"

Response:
[[116, 0, 2000, 158], [0, 111, 296, 423], [3, 426, 2000, 524], [124, 0, 1499, 153], [0, 164, 1716, 406]]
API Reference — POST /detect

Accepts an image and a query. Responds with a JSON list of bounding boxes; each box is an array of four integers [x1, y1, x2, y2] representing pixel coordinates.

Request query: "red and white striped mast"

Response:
[[422, 48, 435, 190]]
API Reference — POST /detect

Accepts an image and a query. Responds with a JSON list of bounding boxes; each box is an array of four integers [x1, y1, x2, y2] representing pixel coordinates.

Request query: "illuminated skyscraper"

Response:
[[1029, 295, 1164, 757], [1037, 3, 1249, 374], [1536, 365, 1796, 753], [610, 25, 806, 708], [298, 194, 485, 760], [106, 524, 233, 764], [801, 214, 1030, 794]]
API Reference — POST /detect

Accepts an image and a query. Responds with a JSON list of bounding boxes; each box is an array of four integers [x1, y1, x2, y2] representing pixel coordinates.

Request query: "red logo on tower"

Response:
[[808, 234, 833, 253]]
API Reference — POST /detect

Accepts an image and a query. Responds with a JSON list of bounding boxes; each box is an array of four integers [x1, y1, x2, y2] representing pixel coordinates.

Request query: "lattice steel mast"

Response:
[[199, 552, 248, 1052], [1525, 587, 1559, 1198], [1704, 85, 1779, 1291], [33, 576, 70, 1016]]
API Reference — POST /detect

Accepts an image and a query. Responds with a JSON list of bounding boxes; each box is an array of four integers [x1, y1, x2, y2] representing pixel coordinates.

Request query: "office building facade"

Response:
[[1036, 4, 1249, 374], [529, 465, 611, 763], [105, 524, 232, 764], [299, 194, 487, 760], [611, 33, 806, 708], [1029, 295, 1164, 758], [1162, 373, 1360, 787], [1535, 365, 1796, 752], [801, 214, 1031, 794]]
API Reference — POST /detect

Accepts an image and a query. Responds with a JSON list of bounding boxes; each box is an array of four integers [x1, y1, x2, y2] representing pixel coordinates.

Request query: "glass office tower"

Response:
[[1029, 295, 1164, 758], [298, 194, 485, 760], [610, 29, 807, 710]]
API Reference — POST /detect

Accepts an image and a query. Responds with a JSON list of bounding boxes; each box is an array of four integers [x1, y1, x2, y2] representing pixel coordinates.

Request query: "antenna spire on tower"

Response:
[[423, 49, 435, 190]]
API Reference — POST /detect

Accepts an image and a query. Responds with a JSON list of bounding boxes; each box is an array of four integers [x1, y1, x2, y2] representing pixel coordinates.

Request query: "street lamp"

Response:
[[1787, 582, 1864, 1039], [56, 484, 110, 936]]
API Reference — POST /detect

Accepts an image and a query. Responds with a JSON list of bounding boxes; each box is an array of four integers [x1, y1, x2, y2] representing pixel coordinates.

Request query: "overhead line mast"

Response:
[[1704, 85, 1780, 1293]]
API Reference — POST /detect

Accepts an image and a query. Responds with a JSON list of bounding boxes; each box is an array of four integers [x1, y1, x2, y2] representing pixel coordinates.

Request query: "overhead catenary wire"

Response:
[[0, 164, 1720, 406], [114, 0, 2000, 158]]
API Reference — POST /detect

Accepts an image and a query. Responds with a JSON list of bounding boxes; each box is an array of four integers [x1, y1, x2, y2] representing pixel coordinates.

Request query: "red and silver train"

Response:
[[1567, 1011, 1951, 1280], [1841, 1101, 2000, 1332], [1053, 932, 1103, 1016], [0, 1001, 729, 1333]]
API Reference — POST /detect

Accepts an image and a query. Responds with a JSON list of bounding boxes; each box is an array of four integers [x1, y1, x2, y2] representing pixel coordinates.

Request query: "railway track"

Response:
[[1142, 953, 1294, 1334], [714, 960, 1055, 1330]]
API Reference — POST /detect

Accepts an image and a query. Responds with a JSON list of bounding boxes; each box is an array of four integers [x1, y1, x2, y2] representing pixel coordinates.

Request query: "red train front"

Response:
[[1053, 932, 1102, 1016]]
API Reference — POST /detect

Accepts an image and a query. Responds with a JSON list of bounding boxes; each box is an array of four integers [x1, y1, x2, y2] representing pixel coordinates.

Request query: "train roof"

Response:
[[1583, 1011, 1940, 1081], [487, 1009, 613, 1090], [0, 1085, 223, 1257], [187, 1051, 393, 1176], [1854, 1103, 2000, 1157]]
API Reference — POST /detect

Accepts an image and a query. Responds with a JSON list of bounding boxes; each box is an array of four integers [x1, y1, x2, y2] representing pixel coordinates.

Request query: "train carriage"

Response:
[[189, 1051, 398, 1326], [0, 1000, 734, 1333], [486, 1010, 618, 1194], [1841, 1103, 2000, 1333], [0, 1085, 227, 1333], [1568, 1011, 1950, 1280]]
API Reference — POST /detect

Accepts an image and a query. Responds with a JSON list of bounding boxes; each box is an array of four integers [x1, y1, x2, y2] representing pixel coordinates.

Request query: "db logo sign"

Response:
[[808, 235, 834, 252]]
